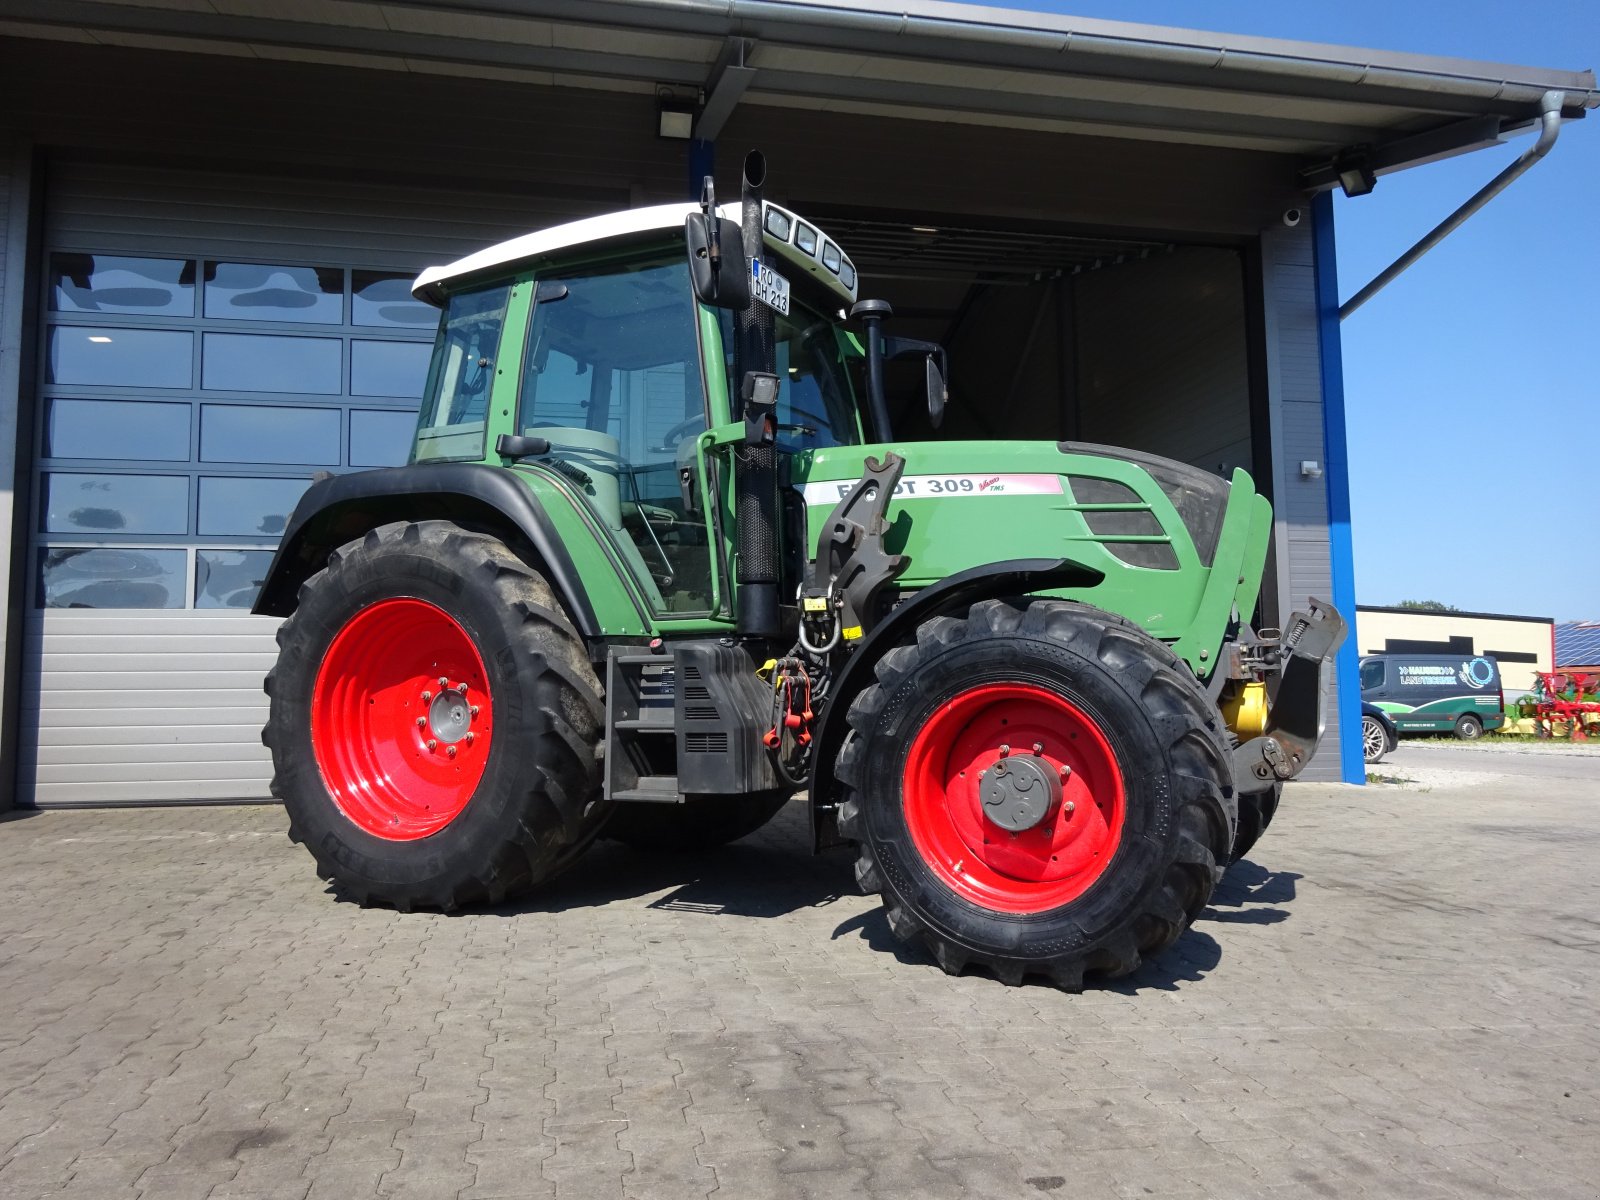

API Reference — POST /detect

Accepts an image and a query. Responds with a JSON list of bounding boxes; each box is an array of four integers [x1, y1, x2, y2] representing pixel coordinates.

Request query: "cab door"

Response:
[[516, 255, 725, 622]]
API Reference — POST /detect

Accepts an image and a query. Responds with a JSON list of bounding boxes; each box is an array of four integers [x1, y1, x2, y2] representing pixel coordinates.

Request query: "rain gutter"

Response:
[[1339, 90, 1566, 320]]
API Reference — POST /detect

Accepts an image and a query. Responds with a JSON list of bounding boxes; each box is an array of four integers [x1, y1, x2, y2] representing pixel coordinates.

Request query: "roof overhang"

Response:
[[2, 0, 1593, 186]]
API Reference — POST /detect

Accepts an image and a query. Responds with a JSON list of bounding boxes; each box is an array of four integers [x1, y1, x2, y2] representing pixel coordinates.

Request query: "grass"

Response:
[[1366, 770, 1417, 785]]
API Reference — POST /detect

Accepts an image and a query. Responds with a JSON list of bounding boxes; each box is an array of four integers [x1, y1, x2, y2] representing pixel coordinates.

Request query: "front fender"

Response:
[[808, 557, 1103, 851], [251, 464, 602, 637]]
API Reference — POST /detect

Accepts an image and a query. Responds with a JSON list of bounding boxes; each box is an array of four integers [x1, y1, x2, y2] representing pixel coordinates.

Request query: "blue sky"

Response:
[[998, 0, 1598, 620]]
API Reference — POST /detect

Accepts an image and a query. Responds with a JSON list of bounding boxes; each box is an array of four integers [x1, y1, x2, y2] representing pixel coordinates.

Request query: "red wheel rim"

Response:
[[901, 683, 1125, 914], [311, 598, 493, 840]]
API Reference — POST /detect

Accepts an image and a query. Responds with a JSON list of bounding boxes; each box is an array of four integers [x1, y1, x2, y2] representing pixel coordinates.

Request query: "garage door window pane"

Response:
[[50, 254, 195, 317], [354, 271, 436, 328], [43, 473, 189, 535], [204, 262, 344, 324], [201, 404, 340, 465], [351, 339, 431, 398], [47, 399, 191, 461], [350, 409, 416, 467], [195, 549, 275, 609], [198, 476, 310, 537], [38, 546, 187, 609], [202, 333, 341, 394], [49, 327, 193, 389]]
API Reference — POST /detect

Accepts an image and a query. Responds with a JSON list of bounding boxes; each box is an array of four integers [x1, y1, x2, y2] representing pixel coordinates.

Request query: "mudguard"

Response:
[[251, 464, 599, 637], [808, 557, 1104, 851]]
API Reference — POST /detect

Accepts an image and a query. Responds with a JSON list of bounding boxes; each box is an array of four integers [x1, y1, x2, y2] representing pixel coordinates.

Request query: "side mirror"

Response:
[[685, 212, 750, 309], [924, 355, 947, 430]]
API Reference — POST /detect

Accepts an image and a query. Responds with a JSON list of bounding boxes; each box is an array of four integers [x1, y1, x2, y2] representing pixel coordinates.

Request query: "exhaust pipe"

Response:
[[734, 150, 781, 638]]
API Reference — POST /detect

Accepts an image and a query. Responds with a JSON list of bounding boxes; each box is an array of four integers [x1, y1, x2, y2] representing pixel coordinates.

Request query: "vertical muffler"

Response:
[[733, 150, 781, 639]]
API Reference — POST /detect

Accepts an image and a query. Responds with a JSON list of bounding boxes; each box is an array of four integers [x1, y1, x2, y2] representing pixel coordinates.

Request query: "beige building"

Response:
[[1356, 606, 1555, 695]]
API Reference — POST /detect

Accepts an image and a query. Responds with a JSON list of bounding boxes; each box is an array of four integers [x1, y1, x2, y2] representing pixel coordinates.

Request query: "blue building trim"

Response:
[[688, 138, 715, 200], [1311, 190, 1364, 785]]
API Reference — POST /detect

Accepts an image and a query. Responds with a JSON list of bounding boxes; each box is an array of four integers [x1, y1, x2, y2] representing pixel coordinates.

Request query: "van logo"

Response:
[[1460, 657, 1494, 688]]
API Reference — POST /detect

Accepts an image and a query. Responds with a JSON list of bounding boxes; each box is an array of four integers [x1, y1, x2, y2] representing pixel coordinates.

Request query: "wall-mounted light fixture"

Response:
[[1333, 147, 1376, 198], [658, 98, 696, 140], [1300, 460, 1324, 480]]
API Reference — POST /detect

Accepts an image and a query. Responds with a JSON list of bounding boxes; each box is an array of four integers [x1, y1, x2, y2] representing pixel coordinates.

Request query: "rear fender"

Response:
[[808, 557, 1103, 851], [251, 464, 602, 638]]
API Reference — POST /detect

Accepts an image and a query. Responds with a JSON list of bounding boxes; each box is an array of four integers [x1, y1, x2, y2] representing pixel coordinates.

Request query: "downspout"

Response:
[[1340, 90, 1565, 319]]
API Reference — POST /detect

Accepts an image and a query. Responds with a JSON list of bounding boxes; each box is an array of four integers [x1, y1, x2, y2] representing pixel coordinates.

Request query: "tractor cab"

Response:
[[405, 192, 875, 620]]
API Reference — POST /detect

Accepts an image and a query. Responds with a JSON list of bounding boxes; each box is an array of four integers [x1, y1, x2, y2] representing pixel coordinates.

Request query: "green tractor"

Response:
[[255, 153, 1344, 989]]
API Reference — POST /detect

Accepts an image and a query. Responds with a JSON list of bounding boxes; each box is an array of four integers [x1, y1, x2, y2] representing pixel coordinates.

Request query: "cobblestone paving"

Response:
[[2, 757, 1596, 1199]]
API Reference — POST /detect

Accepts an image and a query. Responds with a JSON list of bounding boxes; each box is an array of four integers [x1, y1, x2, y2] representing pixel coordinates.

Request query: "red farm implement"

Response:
[[1524, 672, 1600, 739]]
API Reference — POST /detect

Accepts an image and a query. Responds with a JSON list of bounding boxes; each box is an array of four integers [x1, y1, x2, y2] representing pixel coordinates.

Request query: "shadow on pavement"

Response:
[[480, 836, 858, 920]]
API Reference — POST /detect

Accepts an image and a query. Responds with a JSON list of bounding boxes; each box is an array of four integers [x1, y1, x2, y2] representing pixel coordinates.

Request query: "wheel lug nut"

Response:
[[999, 744, 1010, 757], [1059, 764, 1072, 779], [1065, 801, 1076, 815], [416, 717, 427, 728], [457, 683, 468, 694], [469, 705, 480, 717], [426, 739, 437, 751], [1032, 742, 1044, 754], [447, 745, 457, 758], [421, 691, 431, 702], [439, 677, 449, 687], [465, 732, 475, 745]]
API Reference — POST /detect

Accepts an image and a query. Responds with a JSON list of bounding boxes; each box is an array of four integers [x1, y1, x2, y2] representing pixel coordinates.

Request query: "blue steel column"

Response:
[[688, 138, 715, 200], [1311, 190, 1363, 784]]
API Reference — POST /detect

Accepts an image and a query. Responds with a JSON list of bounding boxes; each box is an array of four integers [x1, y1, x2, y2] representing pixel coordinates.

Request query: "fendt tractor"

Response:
[[255, 153, 1345, 990]]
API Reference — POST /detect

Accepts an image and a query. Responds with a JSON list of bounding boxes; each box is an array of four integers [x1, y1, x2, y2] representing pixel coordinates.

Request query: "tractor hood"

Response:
[[791, 438, 1270, 670]]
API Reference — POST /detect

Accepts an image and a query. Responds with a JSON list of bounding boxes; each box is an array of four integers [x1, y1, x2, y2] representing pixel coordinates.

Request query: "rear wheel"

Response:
[[837, 598, 1235, 989], [1454, 713, 1484, 741], [604, 790, 793, 852], [264, 520, 606, 910]]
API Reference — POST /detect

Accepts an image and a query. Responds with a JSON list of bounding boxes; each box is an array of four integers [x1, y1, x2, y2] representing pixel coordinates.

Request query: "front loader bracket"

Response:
[[803, 453, 908, 642], [1231, 597, 1348, 786]]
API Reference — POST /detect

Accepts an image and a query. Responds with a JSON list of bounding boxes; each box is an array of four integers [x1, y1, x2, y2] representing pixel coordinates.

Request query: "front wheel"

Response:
[[837, 599, 1235, 989], [1362, 714, 1389, 763], [1454, 713, 1484, 741], [263, 520, 606, 910]]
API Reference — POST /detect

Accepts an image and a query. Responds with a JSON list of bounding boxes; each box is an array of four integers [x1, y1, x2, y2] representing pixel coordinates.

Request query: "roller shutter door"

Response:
[[22, 157, 606, 804]]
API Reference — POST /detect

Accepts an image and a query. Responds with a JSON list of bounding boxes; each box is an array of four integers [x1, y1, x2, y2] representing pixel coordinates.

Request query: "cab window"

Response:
[[1359, 659, 1386, 691], [412, 282, 508, 463], [720, 305, 862, 453]]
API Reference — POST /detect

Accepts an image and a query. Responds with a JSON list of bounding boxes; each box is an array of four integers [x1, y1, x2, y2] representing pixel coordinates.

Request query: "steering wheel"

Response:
[[653, 415, 707, 453]]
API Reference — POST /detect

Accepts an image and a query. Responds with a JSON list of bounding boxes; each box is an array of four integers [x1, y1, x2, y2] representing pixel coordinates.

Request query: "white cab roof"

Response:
[[412, 201, 859, 308]]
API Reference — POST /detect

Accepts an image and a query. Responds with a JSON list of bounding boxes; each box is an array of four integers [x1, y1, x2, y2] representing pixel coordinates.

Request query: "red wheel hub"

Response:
[[311, 598, 493, 840], [901, 683, 1125, 914]]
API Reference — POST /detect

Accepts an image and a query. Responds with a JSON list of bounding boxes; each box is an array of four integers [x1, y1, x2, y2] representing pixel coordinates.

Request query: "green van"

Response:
[[1358, 653, 1505, 740]]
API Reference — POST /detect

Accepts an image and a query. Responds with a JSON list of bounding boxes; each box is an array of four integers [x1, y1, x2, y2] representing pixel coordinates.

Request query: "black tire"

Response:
[[1229, 784, 1281, 865], [1454, 713, 1484, 741], [837, 598, 1235, 990], [604, 790, 793, 852], [1362, 714, 1389, 764], [263, 520, 606, 910]]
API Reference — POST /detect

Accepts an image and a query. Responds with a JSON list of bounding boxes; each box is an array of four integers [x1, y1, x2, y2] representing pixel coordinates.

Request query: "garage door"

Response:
[[22, 158, 600, 804]]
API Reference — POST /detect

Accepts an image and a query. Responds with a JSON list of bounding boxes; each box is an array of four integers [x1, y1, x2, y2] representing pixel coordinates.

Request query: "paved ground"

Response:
[[2, 747, 1596, 1200]]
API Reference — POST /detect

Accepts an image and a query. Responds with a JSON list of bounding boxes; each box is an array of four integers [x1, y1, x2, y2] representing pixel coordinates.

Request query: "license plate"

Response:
[[751, 259, 790, 315]]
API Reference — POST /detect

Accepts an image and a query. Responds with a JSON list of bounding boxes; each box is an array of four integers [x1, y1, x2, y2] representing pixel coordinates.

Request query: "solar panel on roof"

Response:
[[1555, 622, 1600, 666]]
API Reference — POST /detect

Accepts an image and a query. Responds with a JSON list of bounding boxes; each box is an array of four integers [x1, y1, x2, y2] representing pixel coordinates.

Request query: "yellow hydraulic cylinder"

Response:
[[1221, 680, 1269, 739]]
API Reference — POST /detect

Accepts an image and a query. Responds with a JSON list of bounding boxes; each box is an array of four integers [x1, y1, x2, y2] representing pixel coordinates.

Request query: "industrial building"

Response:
[[0, 0, 1593, 807]]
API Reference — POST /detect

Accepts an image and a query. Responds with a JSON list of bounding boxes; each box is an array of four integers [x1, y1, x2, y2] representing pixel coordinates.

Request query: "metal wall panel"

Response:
[[1260, 222, 1343, 783], [20, 155, 580, 805]]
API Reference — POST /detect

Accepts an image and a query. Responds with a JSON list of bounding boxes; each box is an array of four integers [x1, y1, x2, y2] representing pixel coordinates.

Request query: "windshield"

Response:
[[720, 301, 861, 453]]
